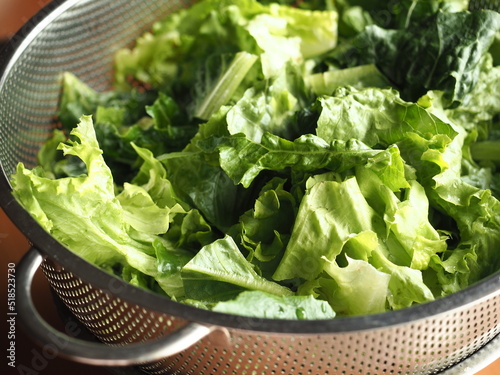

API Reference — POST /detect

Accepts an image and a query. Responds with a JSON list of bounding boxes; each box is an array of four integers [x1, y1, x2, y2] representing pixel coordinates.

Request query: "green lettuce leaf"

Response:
[[306, 64, 390, 96], [182, 236, 294, 302], [225, 62, 307, 143], [212, 290, 336, 319], [11, 116, 159, 277], [446, 54, 500, 131], [316, 86, 458, 149], [410, 91, 500, 289], [321, 255, 390, 316], [245, 3, 337, 78], [273, 170, 437, 310], [273, 174, 384, 281], [198, 131, 383, 188], [346, 10, 500, 107]]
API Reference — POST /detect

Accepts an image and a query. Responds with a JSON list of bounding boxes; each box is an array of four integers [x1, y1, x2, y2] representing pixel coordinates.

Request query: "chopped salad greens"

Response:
[[11, 0, 500, 319]]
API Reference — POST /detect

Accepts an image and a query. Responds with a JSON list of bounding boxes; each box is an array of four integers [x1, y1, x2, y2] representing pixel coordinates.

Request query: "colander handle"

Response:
[[16, 247, 217, 366]]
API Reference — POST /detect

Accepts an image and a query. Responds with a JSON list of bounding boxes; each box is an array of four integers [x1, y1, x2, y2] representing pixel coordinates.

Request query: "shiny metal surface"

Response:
[[1, 1, 499, 374]]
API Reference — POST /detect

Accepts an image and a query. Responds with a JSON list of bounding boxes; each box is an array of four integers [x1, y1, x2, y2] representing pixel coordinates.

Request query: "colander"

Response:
[[1, 1, 500, 374]]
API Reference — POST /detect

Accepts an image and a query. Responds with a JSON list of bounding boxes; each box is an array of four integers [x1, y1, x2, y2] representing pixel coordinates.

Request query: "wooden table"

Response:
[[1, 1, 499, 374]]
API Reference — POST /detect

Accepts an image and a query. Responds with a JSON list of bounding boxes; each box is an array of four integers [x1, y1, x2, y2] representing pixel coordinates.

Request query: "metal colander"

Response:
[[1, 1, 500, 374]]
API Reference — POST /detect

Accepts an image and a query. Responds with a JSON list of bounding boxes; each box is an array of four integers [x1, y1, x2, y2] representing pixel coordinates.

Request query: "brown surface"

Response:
[[0, 1, 499, 375]]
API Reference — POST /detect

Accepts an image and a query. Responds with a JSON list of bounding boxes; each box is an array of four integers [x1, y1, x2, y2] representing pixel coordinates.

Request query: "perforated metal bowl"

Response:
[[1, 1, 500, 374]]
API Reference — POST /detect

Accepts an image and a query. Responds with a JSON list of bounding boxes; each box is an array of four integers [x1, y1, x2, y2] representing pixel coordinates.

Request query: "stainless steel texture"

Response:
[[0, 0, 499, 374], [16, 247, 215, 366], [40, 259, 500, 375], [441, 334, 500, 375]]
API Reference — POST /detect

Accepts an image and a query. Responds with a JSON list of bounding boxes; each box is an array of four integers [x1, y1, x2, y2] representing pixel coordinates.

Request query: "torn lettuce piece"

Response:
[[11, 116, 159, 278], [273, 164, 440, 310], [116, 182, 185, 235], [225, 61, 307, 143], [316, 86, 458, 149], [370, 247, 435, 309], [182, 236, 294, 302], [409, 90, 500, 287], [198, 131, 381, 188], [212, 290, 336, 319], [355, 166, 448, 271], [11, 116, 207, 299], [159, 149, 252, 232], [321, 255, 390, 316], [228, 177, 298, 279], [273, 174, 385, 281], [246, 3, 337, 78], [306, 64, 391, 96], [446, 54, 500, 132], [236, 177, 297, 262]]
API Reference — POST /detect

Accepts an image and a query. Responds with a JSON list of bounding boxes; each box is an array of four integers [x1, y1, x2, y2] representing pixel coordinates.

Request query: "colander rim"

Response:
[[1, 0, 500, 335]]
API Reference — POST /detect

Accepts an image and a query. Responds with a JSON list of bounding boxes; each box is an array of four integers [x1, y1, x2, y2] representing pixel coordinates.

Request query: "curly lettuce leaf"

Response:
[[446, 54, 500, 132], [11, 116, 217, 299], [316, 86, 458, 149], [246, 3, 337, 78], [11, 116, 158, 276], [225, 62, 308, 143], [273, 170, 437, 310]]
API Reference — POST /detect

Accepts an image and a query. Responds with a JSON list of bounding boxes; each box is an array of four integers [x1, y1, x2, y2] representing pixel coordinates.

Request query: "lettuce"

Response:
[[182, 236, 293, 302], [341, 9, 500, 107], [212, 290, 336, 319], [12, 117, 162, 282], [11, 0, 500, 319]]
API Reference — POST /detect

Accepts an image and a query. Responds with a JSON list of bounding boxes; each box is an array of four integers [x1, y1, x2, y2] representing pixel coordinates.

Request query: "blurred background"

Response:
[[0, 1, 499, 375]]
